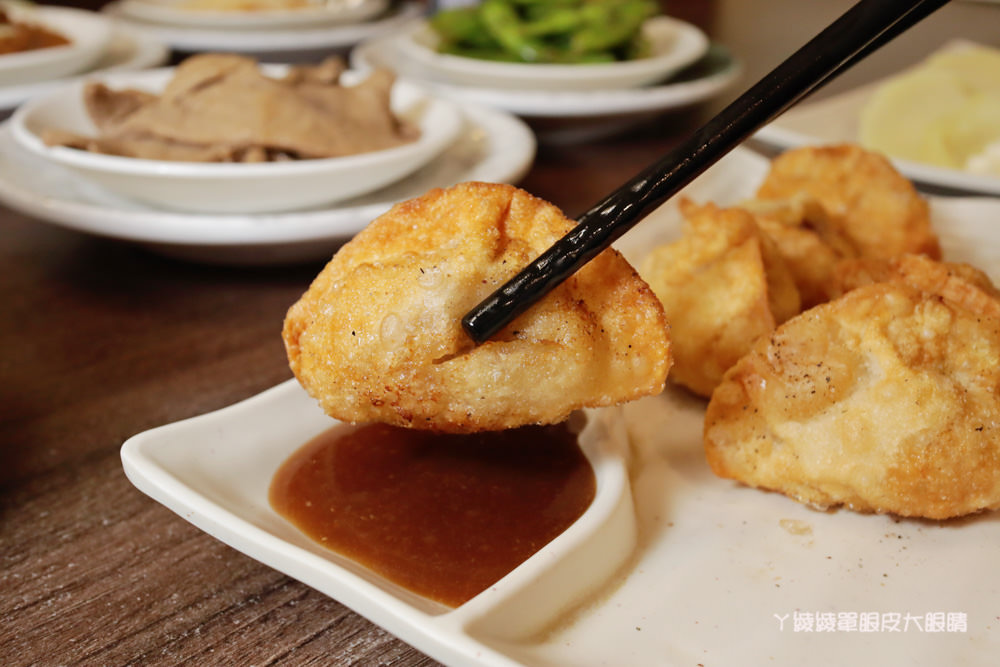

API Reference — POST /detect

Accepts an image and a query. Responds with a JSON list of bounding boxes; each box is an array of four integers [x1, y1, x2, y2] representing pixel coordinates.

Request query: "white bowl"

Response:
[[0, 6, 112, 85], [396, 15, 709, 91], [113, 0, 388, 30], [10, 66, 463, 214]]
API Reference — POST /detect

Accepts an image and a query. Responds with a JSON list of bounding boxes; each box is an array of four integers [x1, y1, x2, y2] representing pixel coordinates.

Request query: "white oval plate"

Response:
[[114, 0, 388, 30], [0, 5, 112, 85], [396, 15, 709, 91], [116, 149, 1000, 666], [102, 0, 422, 59], [11, 66, 463, 214], [0, 100, 534, 264]]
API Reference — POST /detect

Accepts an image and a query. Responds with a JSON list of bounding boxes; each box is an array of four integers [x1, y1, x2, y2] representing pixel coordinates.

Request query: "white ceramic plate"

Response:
[[395, 15, 708, 91], [118, 147, 1000, 665], [0, 101, 534, 264], [102, 0, 422, 60], [122, 383, 636, 664], [0, 5, 112, 85], [11, 66, 463, 214], [114, 0, 387, 29], [753, 48, 1000, 196], [0, 23, 169, 113], [351, 35, 739, 143]]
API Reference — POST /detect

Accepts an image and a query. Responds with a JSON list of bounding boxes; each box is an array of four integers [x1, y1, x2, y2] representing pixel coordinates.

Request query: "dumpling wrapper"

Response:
[[755, 144, 940, 261], [640, 199, 799, 398], [283, 182, 672, 433], [704, 254, 1000, 519]]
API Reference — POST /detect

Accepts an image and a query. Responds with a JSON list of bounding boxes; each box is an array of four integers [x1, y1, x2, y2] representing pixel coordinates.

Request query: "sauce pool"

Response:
[[269, 421, 596, 608]]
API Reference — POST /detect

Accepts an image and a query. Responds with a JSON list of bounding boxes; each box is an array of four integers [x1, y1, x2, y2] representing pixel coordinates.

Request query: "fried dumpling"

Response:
[[704, 254, 1000, 519], [640, 199, 798, 397], [283, 182, 672, 433], [755, 144, 941, 260], [738, 195, 859, 309]]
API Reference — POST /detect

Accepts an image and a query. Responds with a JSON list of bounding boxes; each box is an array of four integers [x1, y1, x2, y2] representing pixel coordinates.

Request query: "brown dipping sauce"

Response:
[[269, 420, 596, 608]]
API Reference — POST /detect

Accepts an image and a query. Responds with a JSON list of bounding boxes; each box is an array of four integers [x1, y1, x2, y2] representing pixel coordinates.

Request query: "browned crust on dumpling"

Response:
[[640, 200, 798, 397], [284, 182, 672, 432], [755, 144, 941, 260], [704, 255, 1000, 519]]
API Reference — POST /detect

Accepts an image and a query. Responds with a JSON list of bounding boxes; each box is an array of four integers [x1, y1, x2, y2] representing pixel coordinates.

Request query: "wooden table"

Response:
[[3, 1, 997, 665]]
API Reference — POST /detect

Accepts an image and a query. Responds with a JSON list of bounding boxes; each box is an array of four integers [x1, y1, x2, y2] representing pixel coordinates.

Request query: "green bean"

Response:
[[509, 0, 580, 6], [480, 0, 551, 62], [429, 8, 498, 49], [429, 0, 659, 64], [520, 7, 584, 38], [570, 0, 655, 54]]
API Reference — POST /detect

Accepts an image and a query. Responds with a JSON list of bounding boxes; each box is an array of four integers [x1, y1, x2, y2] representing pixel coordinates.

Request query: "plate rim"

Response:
[[101, 0, 424, 52], [394, 15, 709, 91], [113, 0, 389, 29], [351, 37, 741, 117]]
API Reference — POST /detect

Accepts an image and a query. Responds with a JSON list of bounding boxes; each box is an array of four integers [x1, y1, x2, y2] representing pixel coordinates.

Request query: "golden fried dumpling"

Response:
[[283, 182, 672, 433], [755, 144, 941, 260], [830, 253, 1000, 302], [739, 195, 858, 309], [640, 199, 799, 397], [704, 254, 1000, 519]]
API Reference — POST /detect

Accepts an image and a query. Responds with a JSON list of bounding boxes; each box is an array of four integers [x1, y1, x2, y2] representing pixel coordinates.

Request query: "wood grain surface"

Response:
[[2, 1, 997, 665]]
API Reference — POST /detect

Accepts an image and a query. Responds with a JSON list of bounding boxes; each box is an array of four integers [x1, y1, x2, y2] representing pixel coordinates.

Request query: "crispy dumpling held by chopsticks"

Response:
[[283, 181, 672, 433], [704, 254, 1000, 519]]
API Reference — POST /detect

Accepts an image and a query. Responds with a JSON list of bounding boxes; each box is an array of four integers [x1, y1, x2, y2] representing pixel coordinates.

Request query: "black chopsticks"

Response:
[[461, 0, 951, 344]]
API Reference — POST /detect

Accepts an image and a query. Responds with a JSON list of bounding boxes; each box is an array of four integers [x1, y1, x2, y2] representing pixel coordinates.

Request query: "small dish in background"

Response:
[[752, 42, 1000, 197], [395, 15, 709, 91], [0, 5, 112, 86], [0, 20, 169, 117], [352, 35, 740, 144], [0, 100, 535, 265], [10, 66, 463, 214], [101, 0, 424, 63], [112, 0, 388, 30]]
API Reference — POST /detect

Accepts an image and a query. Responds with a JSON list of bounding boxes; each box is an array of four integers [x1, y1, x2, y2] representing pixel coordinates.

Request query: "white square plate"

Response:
[[122, 147, 1000, 666]]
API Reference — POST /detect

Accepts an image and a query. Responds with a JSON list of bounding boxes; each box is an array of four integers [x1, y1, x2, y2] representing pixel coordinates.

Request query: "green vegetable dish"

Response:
[[429, 0, 661, 64]]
